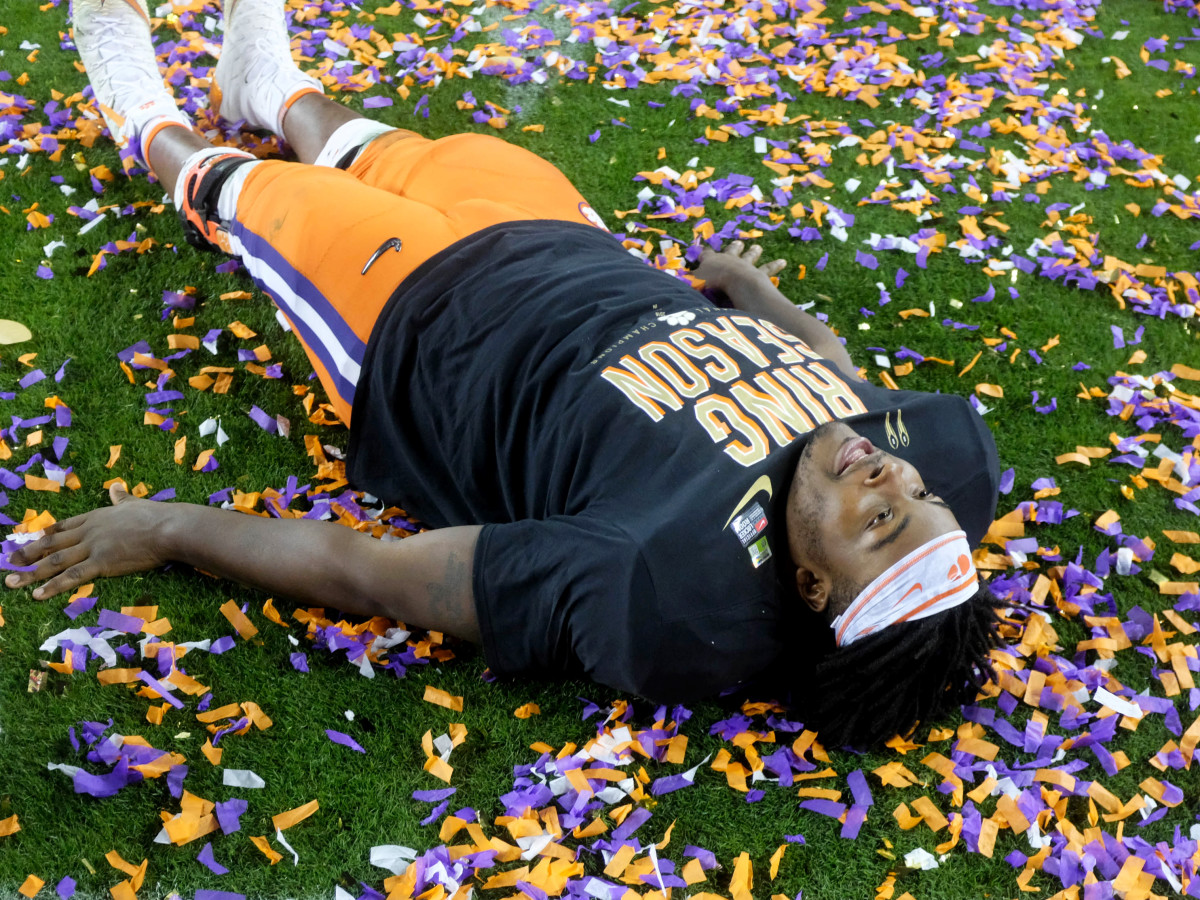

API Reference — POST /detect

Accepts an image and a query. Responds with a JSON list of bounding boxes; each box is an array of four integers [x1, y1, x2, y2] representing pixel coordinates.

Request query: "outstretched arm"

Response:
[[3, 484, 482, 642], [693, 242, 861, 379]]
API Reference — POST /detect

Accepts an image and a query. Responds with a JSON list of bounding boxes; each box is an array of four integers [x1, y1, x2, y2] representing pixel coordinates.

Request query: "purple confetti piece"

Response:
[[248, 405, 278, 434], [413, 788, 457, 802], [137, 671, 184, 709], [611, 807, 652, 841], [97, 609, 144, 634], [998, 467, 1015, 494], [19, 369, 46, 389], [420, 799, 451, 825], [326, 729, 367, 754], [215, 798, 248, 835], [197, 842, 229, 875], [855, 250, 878, 270], [64, 596, 97, 620], [971, 283, 995, 303]]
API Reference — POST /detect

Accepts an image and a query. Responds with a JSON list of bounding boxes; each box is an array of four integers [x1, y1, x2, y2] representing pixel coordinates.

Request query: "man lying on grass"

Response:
[[4, 0, 1005, 747]]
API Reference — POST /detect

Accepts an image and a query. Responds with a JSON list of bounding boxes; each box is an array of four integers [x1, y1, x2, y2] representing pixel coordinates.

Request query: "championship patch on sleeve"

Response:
[[730, 502, 772, 568]]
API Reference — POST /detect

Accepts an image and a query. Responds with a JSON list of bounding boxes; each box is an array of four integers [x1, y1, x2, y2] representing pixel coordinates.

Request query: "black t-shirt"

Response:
[[348, 221, 1000, 703]]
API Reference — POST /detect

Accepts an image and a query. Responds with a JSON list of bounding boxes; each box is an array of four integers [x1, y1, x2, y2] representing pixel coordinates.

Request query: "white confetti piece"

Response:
[[1093, 686, 1142, 720], [370, 845, 418, 875], [222, 769, 266, 789]]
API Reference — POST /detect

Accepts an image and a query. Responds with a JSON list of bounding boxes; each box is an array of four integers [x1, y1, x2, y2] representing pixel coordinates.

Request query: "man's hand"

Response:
[[4, 482, 170, 600], [692, 241, 787, 297]]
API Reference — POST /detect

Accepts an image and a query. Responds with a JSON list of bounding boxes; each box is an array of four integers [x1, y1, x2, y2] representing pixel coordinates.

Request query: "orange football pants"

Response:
[[223, 130, 604, 425]]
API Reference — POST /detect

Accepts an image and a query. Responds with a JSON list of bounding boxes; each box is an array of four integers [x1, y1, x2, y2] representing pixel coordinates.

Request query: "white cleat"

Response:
[[211, 0, 323, 134], [71, 0, 186, 154]]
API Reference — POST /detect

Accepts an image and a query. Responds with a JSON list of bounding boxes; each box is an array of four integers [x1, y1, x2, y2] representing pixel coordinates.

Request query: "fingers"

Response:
[[742, 244, 763, 266], [31, 558, 100, 601], [12, 543, 93, 599], [109, 481, 131, 505], [761, 258, 787, 277], [4, 529, 85, 589]]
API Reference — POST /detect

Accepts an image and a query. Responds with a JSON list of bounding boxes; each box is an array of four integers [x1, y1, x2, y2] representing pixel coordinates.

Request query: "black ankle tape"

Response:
[[178, 154, 256, 252]]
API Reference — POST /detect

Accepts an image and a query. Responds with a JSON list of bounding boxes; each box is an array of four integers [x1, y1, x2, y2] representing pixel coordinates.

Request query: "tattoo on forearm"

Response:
[[425, 551, 469, 630]]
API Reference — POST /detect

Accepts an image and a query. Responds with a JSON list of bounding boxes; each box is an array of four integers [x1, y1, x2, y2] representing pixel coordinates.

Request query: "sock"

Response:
[[139, 113, 193, 166], [312, 120, 398, 169]]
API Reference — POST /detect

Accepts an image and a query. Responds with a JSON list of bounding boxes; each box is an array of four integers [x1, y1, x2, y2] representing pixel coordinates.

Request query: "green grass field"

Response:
[[1, 0, 1199, 897]]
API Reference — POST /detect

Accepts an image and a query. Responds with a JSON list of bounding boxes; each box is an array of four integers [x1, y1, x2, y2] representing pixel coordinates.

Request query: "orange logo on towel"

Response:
[[947, 554, 971, 580]]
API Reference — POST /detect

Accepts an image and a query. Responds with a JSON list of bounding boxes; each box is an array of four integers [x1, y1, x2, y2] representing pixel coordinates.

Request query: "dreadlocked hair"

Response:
[[790, 583, 1006, 750]]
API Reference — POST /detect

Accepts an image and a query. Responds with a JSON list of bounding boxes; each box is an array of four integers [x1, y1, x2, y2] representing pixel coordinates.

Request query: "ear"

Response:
[[794, 565, 830, 614]]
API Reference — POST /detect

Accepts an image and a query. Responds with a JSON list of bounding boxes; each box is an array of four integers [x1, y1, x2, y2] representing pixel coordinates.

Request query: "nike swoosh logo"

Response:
[[723, 474, 774, 530]]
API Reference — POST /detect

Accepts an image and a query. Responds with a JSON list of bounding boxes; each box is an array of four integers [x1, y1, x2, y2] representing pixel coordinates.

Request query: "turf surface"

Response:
[[1, 0, 1199, 898]]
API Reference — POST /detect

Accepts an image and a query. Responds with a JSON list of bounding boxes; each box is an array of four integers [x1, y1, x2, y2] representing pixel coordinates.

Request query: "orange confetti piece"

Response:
[[424, 756, 454, 783], [24, 474, 60, 493], [201, 738, 222, 766], [1170, 363, 1200, 381], [682, 857, 706, 885], [167, 334, 199, 351], [910, 796, 948, 832], [105, 445, 122, 469], [192, 449, 215, 472], [229, 321, 260, 340], [975, 383, 1003, 398], [1164, 530, 1200, 543], [514, 702, 541, 718], [1055, 452, 1090, 466], [0, 814, 20, 837], [241, 701, 273, 731], [18, 875, 43, 898], [730, 852, 753, 900], [768, 845, 787, 880], [250, 835, 283, 865], [97, 668, 144, 685], [272, 799, 319, 832], [958, 350, 982, 378], [261, 598, 288, 628], [1171, 553, 1200, 576], [423, 685, 464, 712], [196, 703, 242, 723], [893, 802, 923, 830], [218, 599, 259, 640], [220, 291, 254, 301]]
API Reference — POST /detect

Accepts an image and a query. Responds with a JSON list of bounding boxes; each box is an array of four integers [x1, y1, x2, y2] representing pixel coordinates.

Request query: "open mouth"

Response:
[[834, 437, 875, 476]]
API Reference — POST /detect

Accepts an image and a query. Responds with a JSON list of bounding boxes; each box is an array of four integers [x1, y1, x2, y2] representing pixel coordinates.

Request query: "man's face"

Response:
[[786, 421, 961, 619]]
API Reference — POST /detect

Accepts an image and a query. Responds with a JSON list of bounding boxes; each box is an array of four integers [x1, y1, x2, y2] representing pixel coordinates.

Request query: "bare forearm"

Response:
[[161, 504, 482, 640], [724, 273, 858, 376]]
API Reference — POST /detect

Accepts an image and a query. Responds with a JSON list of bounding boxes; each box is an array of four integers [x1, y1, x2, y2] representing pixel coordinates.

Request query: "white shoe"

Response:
[[71, 0, 190, 157], [211, 0, 323, 134]]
